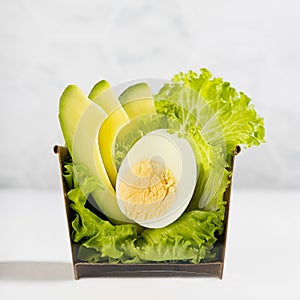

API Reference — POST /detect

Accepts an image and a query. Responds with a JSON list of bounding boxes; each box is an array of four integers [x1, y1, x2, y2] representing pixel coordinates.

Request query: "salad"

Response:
[[58, 68, 265, 264]]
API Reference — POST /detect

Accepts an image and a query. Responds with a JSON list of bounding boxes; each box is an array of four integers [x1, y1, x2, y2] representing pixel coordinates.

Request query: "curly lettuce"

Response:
[[169, 69, 265, 151], [155, 69, 265, 212], [64, 161, 224, 263]]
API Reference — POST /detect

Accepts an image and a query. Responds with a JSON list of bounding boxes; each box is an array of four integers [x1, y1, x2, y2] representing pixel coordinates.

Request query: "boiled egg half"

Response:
[[116, 129, 197, 228]]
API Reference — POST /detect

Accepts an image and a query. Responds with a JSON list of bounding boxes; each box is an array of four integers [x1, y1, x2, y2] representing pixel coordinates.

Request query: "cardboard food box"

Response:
[[54, 144, 240, 279]]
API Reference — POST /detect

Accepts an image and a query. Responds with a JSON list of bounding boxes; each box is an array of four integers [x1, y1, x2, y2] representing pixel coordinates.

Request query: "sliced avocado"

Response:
[[59, 85, 90, 156], [88, 80, 130, 187], [89, 80, 125, 115], [119, 83, 156, 119], [58, 85, 130, 224], [98, 106, 129, 187], [88, 79, 111, 101]]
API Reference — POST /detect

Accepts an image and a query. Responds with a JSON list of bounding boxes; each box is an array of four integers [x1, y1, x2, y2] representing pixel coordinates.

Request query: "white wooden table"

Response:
[[0, 189, 299, 300]]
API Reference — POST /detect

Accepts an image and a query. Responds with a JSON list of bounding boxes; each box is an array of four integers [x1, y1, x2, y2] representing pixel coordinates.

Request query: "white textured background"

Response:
[[0, 0, 299, 190]]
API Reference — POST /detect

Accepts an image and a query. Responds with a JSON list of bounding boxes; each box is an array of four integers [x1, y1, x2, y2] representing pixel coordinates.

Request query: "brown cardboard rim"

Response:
[[54, 144, 240, 279]]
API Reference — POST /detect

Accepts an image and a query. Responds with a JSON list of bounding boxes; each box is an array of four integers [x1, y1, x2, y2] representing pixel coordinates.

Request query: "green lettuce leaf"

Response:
[[63, 162, 223, 263], [154, 69, 265, 212], [170, 69, 265, 152], [136, 209, 223, 263]]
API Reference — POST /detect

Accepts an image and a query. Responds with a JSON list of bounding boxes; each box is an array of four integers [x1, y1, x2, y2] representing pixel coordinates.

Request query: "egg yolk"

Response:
[[118, 160, 176, 220]]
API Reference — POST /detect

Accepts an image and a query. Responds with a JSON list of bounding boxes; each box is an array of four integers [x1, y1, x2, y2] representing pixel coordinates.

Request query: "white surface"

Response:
[[0, 188, 299, 299], [0, 0, 300, 190]]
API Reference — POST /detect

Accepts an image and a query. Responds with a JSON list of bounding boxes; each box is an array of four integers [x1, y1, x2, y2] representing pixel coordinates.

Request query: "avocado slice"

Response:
[[59, 85, 90, 156], [89, 80, 125, 115], [58, 85, 130, 223], [88, 79, 111, 101], [118, 83, 156, 119], [88, 80, 130, 187]]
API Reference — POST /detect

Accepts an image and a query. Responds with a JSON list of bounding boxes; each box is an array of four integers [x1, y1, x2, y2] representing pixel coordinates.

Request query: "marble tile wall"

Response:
[[0, 0, 299, 189]]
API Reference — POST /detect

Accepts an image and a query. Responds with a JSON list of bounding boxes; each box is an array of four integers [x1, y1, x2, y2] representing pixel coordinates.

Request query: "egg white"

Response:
[[116, 129, 197, 228]]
